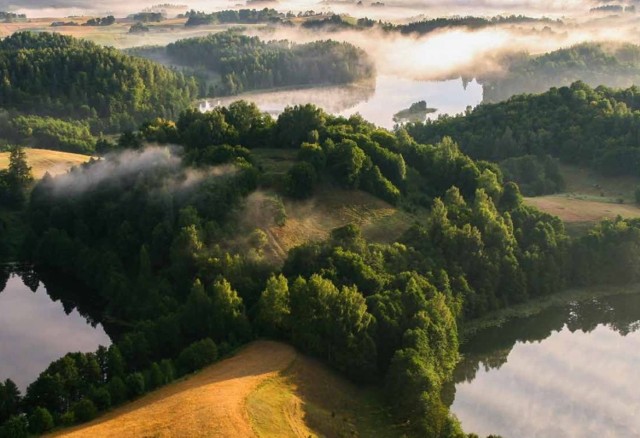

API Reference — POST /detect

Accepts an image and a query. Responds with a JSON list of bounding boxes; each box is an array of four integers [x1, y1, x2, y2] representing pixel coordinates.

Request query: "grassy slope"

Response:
[[250, 149, 414, 262], [524, 163, 640, 233], [48, 341, 397, 438], [0, 148, 91, 178]]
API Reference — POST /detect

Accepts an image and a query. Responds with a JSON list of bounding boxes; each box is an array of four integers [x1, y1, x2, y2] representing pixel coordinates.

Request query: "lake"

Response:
[[448, 293, 640, 438], [0, 267, 111, 391], [203, 75, 483, 129]]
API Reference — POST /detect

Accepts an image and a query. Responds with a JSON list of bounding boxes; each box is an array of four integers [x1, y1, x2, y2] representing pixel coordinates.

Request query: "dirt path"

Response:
[[50, 341, 297, 438]]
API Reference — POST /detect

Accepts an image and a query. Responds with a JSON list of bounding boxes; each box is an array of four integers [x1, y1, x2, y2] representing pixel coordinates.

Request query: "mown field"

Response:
[[48, 341, 396, 438], [0, 148, 91, 178], [524, 164, 640, 232]]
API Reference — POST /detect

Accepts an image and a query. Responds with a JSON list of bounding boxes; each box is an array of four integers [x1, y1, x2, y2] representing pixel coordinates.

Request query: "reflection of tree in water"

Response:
[[0, 265, 120, 339], [213, 79, 376, 115], [445, 292, 640, 406]]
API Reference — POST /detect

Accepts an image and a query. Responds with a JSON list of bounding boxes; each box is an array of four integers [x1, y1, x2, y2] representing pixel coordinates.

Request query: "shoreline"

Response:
[[460, 282, 640, 341]]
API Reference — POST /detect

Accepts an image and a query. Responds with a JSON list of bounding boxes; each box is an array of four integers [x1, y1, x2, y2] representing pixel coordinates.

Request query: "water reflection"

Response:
[[204, 75, 483, 129], [449, 293, 640, 438], [0, 267, 111, 391]]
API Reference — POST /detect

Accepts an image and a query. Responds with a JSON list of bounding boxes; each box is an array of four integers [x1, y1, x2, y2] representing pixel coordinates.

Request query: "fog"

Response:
[[47, 146, 236, 197], [2, 0, 629, 20]]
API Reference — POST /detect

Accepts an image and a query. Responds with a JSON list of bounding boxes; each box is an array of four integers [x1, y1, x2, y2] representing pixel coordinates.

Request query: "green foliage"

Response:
[[0, 145, 33, 207], [125, 373, 146, 399], [8, 115, 95, 153], [407, 81, 640, 178], [72, 398, 97, 423], [28, 407, 54, 434], [482, 43, 640, 102], [0, 415, 27, 438], [176, 338, 219, 375], [0, 379, 21, 424], [500, 155, 564, 196], [286, 162, 317, 199], [163, 30, 374, 96], [0, 32, 197, 133], [185, 8, 287, 26]]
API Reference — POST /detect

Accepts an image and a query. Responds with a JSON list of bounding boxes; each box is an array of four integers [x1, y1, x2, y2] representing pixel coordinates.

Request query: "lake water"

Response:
[[0, 268, 111, 391], [448, 293, 640, 438], [204, 75, 483, 129]]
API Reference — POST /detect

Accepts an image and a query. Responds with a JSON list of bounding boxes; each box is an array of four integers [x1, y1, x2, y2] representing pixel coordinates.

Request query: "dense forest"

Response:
[[3, 96, 640, 437], [0, 32, 198, 134], [133, 30, 375, 96], [407, 81, 640, 193], [481, 43, 640, 103]]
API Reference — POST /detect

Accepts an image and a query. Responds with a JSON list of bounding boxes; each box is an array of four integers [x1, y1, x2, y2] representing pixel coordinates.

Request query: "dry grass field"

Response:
[[48, 341, 396, 438], [524, 164, 640, 229], [0, 148, 91, 178], [0, 17, 262, 49]]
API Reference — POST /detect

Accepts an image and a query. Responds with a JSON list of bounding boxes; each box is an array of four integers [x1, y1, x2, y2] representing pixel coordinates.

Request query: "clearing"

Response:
[[524, 164, 640, 231], [0, 148, 91, 178], [49, 341, 398, 438]]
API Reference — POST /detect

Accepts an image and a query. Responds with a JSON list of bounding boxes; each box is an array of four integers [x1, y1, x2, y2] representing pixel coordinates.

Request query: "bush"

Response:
[[286, 162, 317, 199], [107, 376, 128, 405], [73, 399, 97, 423], [28, 407, 54, 434], [125, 373, 146, 399], [90, 387, 111, 411], [176, 338, 219, 375], [0, 415, 28, 438]]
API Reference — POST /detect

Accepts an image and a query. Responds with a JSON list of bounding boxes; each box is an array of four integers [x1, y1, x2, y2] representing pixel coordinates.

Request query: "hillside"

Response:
[[0, 32, 197, 133], [0, 148, 91, 178], [48, 341, 397, 438]]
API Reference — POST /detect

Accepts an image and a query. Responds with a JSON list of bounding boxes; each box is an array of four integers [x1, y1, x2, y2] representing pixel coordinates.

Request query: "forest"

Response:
[[481, 43, 640, 103], [407, 81, 640, 193], [0, 32, 198, 134], [137, 30, 375, 96], [2, 95, 640, 437]]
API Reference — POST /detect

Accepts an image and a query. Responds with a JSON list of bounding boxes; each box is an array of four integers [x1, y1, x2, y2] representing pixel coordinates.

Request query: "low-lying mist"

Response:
[[46, 146, 236, 197]]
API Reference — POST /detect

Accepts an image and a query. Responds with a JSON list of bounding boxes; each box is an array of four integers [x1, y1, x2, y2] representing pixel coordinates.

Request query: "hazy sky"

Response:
[[2, 0, 607, 19]]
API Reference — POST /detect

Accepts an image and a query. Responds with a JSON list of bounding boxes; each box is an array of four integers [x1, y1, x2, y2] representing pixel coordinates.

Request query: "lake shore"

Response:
[[461, 282, 640, 341]]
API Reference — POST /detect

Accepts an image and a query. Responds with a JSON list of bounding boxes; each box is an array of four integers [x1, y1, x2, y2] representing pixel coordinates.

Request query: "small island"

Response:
[[393, 100, 436, 123]]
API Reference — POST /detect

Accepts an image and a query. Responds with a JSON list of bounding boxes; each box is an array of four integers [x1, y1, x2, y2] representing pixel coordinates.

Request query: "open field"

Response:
[[0, 17, 263, 49], [524, 164, 640, 230], [0, 148, 91, 178], [248, 355, 399, 438], [48, 341, 396, 438]]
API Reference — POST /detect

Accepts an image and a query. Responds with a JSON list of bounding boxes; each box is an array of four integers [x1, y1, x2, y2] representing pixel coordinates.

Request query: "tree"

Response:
[[286, 162, 317, 199], [176, 339, 219, 375], [0, 380, 20, 423], [73, 398, 97, 423], [256, 274, 290, 337], [28, 407, 54, 434]]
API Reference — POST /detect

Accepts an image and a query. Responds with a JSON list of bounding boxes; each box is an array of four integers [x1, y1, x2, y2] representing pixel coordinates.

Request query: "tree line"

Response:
[[480, 43, 640, 103], [0, 32, 198, 134], [407, 81, 640, 192], [161, 30, 375, 96]]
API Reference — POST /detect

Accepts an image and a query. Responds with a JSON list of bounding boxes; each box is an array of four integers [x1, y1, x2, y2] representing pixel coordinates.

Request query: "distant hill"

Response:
[[0, 32, 198, 133], [481, 42, 640, 102]]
